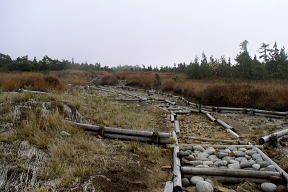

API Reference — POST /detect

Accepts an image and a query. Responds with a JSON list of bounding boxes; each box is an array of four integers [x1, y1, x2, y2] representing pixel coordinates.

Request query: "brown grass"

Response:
[[0, 72, 64, 91], [114, 71, 288, 111]]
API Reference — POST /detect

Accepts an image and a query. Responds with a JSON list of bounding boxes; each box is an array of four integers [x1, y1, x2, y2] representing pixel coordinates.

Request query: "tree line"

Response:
[[1, 40, 287, 80]]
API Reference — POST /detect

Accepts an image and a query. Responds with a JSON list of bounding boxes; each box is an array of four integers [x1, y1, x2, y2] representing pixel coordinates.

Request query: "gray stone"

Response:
[[182, 146, 193, 151], [193, 145, 205, 152], [261, 165, 277, 172], [196, 164, 210, 168], [196, 181, 214, 192], [203, 161, 214, 166], [190, 176, 204, 185], [229, 160, 239, 164], [228, 163, 240, 169], [240, 161, 254, 169], [245, 150, 257, 155], [240, 158, 248, 164], [197, 152, 209, 159], [60, 130, 71, 136], [214, 160, 228, 167], [234, 151, 246, 157], [205, 178, 214, 187], [258, 161, 270, 168], [252, 164, 261, 170], [223, 156, 233, 161], [239, 148, 247, 152], [182, 178, 190, 187], [208, 155, 219, 162], [184, 155, 195, 161], [227, 146, 237, 151], [261, 182, 277, 192], [245, 155, 251, 160], [248, 160, 256, 164], [205, 147, 216, 155], [217, 152, 229, 158], [252, 153, 263, 161], [235, 157, 245, 162], [177, 151, 190, 157]]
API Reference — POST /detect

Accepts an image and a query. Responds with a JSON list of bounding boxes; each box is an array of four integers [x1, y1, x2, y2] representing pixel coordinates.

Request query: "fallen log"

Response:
[[259, 128, 288, 144], [253, 147, 288, 184], [181, 167, 281, 179], [173, 145, 182, 191], [20, 89, 48, 94]]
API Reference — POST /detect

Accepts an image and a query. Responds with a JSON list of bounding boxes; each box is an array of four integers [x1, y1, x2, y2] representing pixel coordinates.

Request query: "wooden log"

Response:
[[165, 99, 176, 105], [217, 107, 246, 112], [259, 128, 288, 144], [216, 119, 234, 130], [174, 120, 180, 134], [254, 113, 287, 119], [172, 131, 178, 145], [205, 113, 216, 122], [164, 181, 173, 192], [183, 136, 249, 144], [253, 147, 288, 184], [67, 121, 171, 138], [182, 175, 272, 184], [179, 144, 264, 149], [103, 133, 170, 144], [181, 167, 281, 179], [253, 109, 288, 116], [190, 108, 200, 113], [20, 89, 47, 94], [226, 129, 240, 138], [173, 145, 182, 191]]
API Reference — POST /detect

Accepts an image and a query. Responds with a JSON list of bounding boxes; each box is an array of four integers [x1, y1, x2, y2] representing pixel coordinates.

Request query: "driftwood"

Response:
[[182, 175, 272, 184], [183, 136, 249, 145], [259, 128, 288, 144], [181, 167, 281, 179], [253, 147, 288, 184], [173, 145, 182, 191], [174, 120, 180, 134]]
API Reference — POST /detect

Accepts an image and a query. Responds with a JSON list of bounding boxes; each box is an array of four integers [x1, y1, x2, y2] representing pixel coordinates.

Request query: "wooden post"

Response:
[[173, 145, 182, 192], [259, 128, 288, 144]]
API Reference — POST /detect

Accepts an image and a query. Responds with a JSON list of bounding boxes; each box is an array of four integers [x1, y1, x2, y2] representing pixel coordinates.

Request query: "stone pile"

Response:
[[178, 145, 277, 172]]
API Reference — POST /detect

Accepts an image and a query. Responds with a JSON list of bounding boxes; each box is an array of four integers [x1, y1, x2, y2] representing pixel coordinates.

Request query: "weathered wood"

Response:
[[179, 144, 264, 149], [218, 107, 246, 112], [165, 99, 176, 105], [205, 113, 216, 122], [164, 181, 173, 192], [20, 89, 47, 94], [181, 167, 281, 179], [253, 109, 288, 116], [216, 119, 234, 130], [182, 175, 272, 184], [170, 113, 175, 122], [259, 128, 288, 144], [173, 145, 182, 191], [253, 147, 288, 184], [183, 136, 249, 144], [226, 129, 240, 138], [174, 120, 180, 134], [67, 121, 171, 138]]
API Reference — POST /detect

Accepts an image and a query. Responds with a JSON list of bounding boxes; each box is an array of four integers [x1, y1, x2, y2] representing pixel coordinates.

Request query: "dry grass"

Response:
[[0, 72, 64, 91], [115, 71, 288, 111]]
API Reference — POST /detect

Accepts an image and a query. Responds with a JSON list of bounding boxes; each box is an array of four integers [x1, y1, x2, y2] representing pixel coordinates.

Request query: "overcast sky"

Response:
[[0, 0, 287, 67]]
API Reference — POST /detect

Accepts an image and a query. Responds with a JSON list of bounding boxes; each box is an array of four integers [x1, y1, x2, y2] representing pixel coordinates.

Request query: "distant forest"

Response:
[[1, 40, 287, 80]]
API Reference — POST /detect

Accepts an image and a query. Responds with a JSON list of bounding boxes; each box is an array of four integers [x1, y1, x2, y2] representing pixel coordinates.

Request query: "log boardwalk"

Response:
[[78, 85, 288, 191]]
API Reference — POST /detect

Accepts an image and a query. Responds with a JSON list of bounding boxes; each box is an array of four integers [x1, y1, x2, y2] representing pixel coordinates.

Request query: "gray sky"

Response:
[[1, 0, 287, 67]]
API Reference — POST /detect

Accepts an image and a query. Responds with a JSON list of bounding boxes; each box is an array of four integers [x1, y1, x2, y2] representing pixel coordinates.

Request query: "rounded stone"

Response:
[[261, 182, 277, 192], [227, 146, 237, 151], [252, 153, 263, 161], [182, 178, 190, 187], [196, 164, 210, 168], [203, 161, 214, 166], [214, 160, 228, 167], [223, 156, 233, 161], [197, 152, 209, 159], [245, 150, 257, 155], [252, 163, 261, 170], [217, 152, 229, 158], [190, 176, 204, 185], [234, 151, 246, 157], [177, 151, 190, 157], [239, 148, 247, 152], [184, 155, 195, 161], [228, 163, 240, 169], [182, 146, 193, 151], [205, 147, 216, 155], [229, 160, 239, 164], [196, 181, 214, 192], [193, 145, 205, 152]]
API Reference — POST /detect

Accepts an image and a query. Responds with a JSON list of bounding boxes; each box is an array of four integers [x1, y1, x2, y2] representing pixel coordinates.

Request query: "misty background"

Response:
[[0, 0, 287, 67]]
